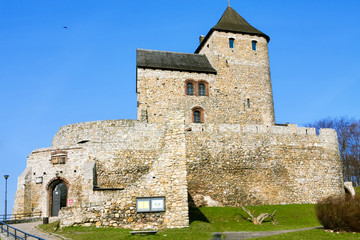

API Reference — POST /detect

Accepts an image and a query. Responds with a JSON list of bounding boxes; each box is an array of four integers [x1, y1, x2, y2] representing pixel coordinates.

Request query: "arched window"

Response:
[[187, 82, 194, 95], [229, 38, 235, 48], [192, 107, 204, 123], [198, 80, 209, 96], [199, 83, 206, 96], [185, 80, 209, 97], [194, 111, 201, 123], [252, 40, 257, 51]]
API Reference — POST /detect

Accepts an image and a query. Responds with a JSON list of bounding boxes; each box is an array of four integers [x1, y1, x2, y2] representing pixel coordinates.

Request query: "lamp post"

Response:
[[4, 175, 9, 221]]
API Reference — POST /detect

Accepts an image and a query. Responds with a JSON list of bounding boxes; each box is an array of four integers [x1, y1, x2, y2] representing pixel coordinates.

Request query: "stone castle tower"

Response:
[[137, 6, 274, 126], [13, 6, 344, 230]]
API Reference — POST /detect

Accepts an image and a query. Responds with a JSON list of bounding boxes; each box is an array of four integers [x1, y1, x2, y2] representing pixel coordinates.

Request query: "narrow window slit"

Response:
[[229, 38, 235, 48]]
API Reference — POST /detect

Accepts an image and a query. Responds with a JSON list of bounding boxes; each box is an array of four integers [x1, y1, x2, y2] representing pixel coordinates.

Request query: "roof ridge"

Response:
[[137, 48, 203, 56]]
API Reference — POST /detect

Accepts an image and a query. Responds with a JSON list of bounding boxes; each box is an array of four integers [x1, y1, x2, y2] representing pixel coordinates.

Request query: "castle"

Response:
[[13, 6, 344, 230]]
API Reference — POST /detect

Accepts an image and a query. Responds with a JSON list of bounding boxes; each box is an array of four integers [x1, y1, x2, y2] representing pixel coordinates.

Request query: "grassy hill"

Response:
[[39, 204, 360, 239]]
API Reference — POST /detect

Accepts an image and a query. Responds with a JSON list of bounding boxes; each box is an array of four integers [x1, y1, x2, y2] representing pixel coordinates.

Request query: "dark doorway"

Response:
[[51, 182, 67, 216]]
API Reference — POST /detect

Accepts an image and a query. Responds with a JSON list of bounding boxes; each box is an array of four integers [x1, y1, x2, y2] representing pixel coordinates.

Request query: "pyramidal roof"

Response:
[[195, 6, 269, 53], [213, 6, 269, 41]]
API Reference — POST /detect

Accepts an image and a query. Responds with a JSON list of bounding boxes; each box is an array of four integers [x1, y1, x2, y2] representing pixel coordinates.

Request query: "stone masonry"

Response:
[[13, 6, 344, 230]]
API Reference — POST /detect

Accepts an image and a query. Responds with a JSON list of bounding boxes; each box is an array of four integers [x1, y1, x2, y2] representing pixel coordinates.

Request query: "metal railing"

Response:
[[0, 212, 42, 222], [0, 221, 45, 240]]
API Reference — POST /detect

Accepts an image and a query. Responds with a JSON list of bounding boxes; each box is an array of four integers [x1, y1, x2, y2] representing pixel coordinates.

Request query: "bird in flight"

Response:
[[63, 26, 68, 29]]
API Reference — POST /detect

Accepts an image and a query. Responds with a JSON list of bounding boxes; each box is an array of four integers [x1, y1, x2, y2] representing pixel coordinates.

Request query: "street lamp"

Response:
[[4, 175, 9, 221]]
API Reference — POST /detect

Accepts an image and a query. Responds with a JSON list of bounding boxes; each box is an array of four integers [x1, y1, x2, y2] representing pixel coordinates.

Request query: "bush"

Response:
[[316, 195, 360, 232]]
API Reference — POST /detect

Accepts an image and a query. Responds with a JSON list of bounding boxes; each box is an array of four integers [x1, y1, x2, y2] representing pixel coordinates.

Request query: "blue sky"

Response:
[[0, 0, 359, 214]]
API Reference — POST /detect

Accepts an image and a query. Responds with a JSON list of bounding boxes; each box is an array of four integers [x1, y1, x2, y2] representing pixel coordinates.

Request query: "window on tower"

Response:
[[199, 83, 206, 96], [252, 40, 257, 51], [194, 111, 201, 123], [192, 107, 204, 123], [187, 83, 194, 95], [229, 38, 235, 48]]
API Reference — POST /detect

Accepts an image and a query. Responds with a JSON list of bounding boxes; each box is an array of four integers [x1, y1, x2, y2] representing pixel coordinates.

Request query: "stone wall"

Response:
[[52, 120, 162, 148], [59, 111, 188, 229], [13, 120, 165, 216], [13, 118, 344, 229], [13, 146, 89, 215], [137, 68, 217, 125], [186, 123, 344, 206], [13, 114, 189, 230]]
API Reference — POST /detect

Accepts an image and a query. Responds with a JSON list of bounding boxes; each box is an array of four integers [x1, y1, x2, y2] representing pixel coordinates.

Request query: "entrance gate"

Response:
[[51, 182, 67, 216]]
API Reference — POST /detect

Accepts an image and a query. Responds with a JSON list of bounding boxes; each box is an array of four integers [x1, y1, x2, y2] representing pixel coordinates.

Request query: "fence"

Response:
[[0, 212, 42, 222], [0, 221, 45, 240]]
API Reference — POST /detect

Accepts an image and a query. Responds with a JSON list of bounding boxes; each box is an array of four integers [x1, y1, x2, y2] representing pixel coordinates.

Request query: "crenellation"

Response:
[[297, 127, 316, 135]]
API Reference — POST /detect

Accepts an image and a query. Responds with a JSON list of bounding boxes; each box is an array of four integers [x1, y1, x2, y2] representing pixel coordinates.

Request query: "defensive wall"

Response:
[[185, 123, 343, 206], [13, 114, 189, 229], [14, 117, 343, 229]]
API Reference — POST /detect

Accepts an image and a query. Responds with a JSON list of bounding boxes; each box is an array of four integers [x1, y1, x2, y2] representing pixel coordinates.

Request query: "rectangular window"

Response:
[[252, 41, 257, 51], [187, 83, 194, 95], [136, 197, 165, 213], [229, 38, 234, 48], [199, 84, 206, 96]]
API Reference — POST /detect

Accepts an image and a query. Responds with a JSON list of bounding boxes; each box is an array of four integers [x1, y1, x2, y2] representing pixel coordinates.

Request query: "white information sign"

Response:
[[151, 199, 164, 211], [136, 197, 165, 212]]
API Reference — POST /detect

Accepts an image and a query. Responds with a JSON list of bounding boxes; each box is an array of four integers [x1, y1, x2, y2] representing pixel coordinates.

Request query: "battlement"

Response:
[[52, 119, 338, 149], [187, 123, 337, 138]]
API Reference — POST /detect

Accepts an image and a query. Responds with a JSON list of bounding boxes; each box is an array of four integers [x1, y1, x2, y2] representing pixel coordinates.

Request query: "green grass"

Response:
[[37, 204, 360, 240], [253, 229, 360, 239], [354, 185, 360, 195]]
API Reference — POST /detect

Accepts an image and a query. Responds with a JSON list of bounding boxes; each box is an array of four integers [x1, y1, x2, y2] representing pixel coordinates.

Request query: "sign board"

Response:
[[151, 199, 164, 211], [136, 197, 165, 213], [137, 199, 150, 212]]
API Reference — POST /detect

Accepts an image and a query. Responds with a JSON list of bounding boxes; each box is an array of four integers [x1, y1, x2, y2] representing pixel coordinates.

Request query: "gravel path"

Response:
[[218, 226, 323, 240]]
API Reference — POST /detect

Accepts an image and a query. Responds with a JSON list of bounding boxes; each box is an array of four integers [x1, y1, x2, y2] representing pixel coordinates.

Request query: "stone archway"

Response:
[[46, 177, 70, 217]]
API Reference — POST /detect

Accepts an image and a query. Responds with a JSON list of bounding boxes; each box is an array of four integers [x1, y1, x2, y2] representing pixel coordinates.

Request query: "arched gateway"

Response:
[[46, 177, 70, 216]]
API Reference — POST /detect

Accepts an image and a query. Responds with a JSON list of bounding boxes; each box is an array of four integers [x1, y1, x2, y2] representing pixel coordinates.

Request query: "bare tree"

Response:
[[306, 117, 360, 185]]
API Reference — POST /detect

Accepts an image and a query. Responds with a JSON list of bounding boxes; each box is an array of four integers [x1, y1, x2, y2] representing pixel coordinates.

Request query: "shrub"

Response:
[[316, 195, 360, 232]]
